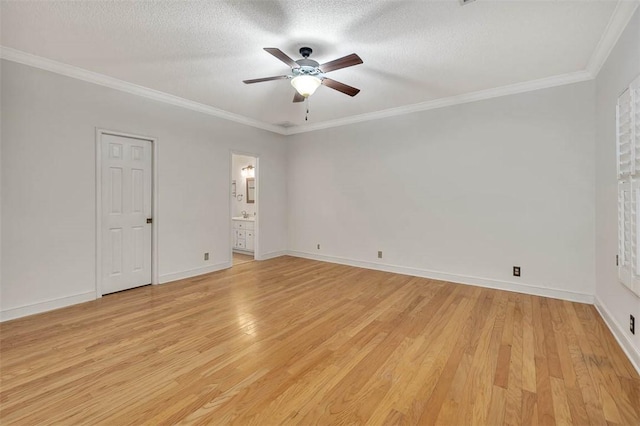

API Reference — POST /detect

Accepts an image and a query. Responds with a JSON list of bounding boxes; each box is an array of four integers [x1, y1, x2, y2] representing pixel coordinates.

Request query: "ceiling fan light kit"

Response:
[[291, 75, 322, 98], [243, 46, 363, 109]]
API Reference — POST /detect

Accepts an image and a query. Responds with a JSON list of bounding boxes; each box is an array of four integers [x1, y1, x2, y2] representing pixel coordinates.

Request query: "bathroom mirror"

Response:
[[246, 178, 255, 204]]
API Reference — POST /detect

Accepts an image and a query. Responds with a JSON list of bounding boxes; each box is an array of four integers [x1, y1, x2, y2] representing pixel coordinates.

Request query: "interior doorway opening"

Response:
[[230, 153, 258, 266]]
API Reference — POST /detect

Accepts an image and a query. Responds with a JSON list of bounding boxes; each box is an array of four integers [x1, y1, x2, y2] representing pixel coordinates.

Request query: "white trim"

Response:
[[0, 47, 287, 135], [594, 296, 640, 375], [0, 291, 96, 322], [287, 251, 594, 304], [2, 0, 637, 138], [258, 250, 288, 261], [254, 157, 260, 260], [158, 261, 231, 284], [284, 71, 593, 135], [152, 133, 160, 286], [229, 151, 235, 263], [586, 0, 640, 78], [0, 47, 593, 137], [95, 129, 103, 298], [95, 129, 159, 298]]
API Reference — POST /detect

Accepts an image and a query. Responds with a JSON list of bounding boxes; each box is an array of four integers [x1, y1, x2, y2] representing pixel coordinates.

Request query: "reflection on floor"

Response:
[[233, 252, 254, 266], [3, 257, 638, 424]]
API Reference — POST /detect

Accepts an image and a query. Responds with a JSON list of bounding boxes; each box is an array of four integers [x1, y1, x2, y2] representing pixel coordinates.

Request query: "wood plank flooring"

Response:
[[1, 256, 639, 425], [232, 252, 254, 266]]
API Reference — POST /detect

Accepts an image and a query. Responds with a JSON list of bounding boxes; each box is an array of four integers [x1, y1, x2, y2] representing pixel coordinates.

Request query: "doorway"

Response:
[[230, 153, 258, 266], [96, 130, 157, 296]]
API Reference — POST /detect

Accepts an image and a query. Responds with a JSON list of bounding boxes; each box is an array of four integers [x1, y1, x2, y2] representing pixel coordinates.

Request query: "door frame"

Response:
[[229, 150, 260, 261], [95, 128, 159, 298]]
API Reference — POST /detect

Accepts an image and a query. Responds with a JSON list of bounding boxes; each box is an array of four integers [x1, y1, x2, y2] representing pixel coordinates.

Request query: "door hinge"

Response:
[[147, 218, 153, 224], [616, 254, 619, 266]]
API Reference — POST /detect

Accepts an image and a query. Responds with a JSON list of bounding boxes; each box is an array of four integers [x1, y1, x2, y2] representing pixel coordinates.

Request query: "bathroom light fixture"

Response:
[[291, 75, 322, 98], [241, 165, 255, 178]]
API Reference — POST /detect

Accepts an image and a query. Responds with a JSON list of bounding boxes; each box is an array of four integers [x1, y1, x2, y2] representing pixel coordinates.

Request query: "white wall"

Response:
[[5, 22, 638, 373], [3, 23, 639, 376], [287, 81, 596, 302], [594, 8, 640, 369], [0, 60, 288, 319], [0, 59, 3, 310], [231, 154, 257, 218]]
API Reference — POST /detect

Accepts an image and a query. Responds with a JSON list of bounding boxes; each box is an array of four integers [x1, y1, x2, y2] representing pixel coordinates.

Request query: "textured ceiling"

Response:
[[0, 0, 626, 131]]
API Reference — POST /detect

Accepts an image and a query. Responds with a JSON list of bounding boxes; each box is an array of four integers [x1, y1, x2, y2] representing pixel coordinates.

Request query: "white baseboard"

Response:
[[287, 251, 594, 304], [1, 261, 233, 322], [594, 297, 640, 375], [158, 261, 231, 284], [0, 291, 96, 322], [256, 250, 288, 261], [233, 249, 254, 256]]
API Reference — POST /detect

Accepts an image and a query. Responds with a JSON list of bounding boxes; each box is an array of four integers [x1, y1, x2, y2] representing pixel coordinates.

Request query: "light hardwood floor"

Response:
[[1, 256, 638, 425], [232, 252, 254, 266]]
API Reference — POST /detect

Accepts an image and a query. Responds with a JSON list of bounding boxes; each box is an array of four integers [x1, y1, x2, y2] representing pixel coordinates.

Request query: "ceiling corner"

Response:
[[585, 0, 640, 78]]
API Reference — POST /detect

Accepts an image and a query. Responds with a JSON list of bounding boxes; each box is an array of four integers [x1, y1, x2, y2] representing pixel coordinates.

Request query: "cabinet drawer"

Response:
[[237, 229, 246, 238], [233, 220, 255, 230], [237, 240, 246, 248]]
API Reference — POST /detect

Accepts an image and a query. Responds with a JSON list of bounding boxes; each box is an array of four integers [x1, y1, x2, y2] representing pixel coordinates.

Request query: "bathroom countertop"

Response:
[[232, 216, 255, 221]]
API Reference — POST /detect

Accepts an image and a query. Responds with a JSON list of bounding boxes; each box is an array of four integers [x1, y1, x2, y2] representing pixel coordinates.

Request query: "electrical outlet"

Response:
[[378, 251, 383, 259], [317, 244, 320, 250], [513, 266, 521, 277], [631, 315, 635, 335], [204, 252, 209, 261]]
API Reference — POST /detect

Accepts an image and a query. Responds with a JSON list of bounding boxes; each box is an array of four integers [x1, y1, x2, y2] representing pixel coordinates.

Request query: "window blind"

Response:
[[617, 75, 640, 296]]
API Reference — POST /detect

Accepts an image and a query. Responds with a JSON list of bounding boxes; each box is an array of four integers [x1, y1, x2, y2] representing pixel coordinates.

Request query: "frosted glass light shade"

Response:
[[291, 75, 321, 97]]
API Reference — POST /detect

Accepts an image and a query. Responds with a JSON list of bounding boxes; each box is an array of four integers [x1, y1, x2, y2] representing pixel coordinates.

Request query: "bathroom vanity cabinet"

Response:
[[232, 218, 254, 253]]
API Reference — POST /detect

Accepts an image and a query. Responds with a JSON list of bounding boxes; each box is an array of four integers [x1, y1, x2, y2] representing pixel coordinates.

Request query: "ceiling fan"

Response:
[[243, 47, 363, 102]]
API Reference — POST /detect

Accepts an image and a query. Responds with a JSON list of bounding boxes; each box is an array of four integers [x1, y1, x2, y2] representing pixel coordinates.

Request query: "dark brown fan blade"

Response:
[[243, 75, 289, 84], [264, 48, 300, 69], [319, 53, 363, 73], [293, 92, 305, 103], [322, 78, 360, 97]]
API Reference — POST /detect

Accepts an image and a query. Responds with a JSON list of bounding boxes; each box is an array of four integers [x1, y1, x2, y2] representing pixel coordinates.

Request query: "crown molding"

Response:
[[2, 24, 629, 138], [586, 0, 639, 77], [283, 70, 593, 135], [0, 47, 288, 135]]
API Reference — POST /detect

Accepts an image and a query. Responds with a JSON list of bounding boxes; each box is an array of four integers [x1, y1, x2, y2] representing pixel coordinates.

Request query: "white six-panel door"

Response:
[[101, 134, 152, 294]]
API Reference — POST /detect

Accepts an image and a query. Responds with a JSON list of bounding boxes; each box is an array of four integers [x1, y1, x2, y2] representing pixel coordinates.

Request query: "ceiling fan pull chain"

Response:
[[305, 97, 310, 121]]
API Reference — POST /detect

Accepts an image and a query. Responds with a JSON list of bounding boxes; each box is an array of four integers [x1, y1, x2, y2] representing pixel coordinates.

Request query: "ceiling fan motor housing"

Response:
[[292, 59, 322, 78], [294, 47, 322, 77]]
